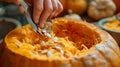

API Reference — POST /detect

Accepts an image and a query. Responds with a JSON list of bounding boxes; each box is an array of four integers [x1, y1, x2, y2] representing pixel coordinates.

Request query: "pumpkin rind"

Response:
[[0, 18, 120, 67]]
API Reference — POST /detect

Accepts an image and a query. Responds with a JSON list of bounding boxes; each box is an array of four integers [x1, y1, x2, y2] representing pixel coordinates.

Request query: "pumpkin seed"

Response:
[[60, 50, 64, 55], [37, 27, 45, 36], [41, 29, 47, 33], [47, 50, 53, 57], [41, 50, 48, 54], [54, 37, 58, 42], [40, 41, 45, 46], [54, 46, 64, 54], [16, 42, 22, 47], [45, 33, 51, 38], [54, 46, 61, 50]]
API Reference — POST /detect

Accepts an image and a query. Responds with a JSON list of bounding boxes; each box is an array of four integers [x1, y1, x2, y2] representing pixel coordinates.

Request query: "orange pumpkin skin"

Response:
[[112, 0, 120, 13], [67, 0, 87, 15], [0, 18, 120, 67]]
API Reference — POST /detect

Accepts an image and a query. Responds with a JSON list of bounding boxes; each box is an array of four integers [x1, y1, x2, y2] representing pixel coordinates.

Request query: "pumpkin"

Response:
[[0, 18, 120, 67], [88, 0, 116, 20], [60, 0, 87, 15], [112, 0, 120, 13]]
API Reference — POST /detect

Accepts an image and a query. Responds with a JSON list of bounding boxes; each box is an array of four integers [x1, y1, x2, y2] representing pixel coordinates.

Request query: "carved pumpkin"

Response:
[[0, 18, 120, 67]]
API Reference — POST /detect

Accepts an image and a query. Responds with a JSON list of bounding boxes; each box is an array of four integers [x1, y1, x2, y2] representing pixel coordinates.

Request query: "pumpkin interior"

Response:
[[5, 18, 101, 60], [53, 19, 101, 50]]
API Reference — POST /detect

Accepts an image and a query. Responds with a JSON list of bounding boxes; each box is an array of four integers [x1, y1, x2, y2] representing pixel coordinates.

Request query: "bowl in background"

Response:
[[0, 17, 21, 44], [98, 16, 120, 45]]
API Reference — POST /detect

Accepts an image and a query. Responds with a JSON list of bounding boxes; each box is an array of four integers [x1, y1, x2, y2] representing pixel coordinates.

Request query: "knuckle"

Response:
[[36, 6, 43, 11], [46, 6, 53, 12], [55, 7, 59, 12], [54, 5, 58, 10]]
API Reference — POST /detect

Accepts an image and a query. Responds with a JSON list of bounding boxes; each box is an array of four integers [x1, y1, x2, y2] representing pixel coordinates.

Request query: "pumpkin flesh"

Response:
[[0, 18, 120, 67]]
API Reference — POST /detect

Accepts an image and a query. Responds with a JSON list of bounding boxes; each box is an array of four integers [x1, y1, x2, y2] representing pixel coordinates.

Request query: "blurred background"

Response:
[[0, 1, 28, 44]]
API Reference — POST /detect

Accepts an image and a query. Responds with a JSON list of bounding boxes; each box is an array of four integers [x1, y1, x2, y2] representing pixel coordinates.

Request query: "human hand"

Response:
[[4, 0, 63, 28], [32, 0, 63, 28]]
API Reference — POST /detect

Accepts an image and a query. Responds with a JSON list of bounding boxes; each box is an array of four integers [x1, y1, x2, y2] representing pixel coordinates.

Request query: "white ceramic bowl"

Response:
[[98, 16, 120, 45]]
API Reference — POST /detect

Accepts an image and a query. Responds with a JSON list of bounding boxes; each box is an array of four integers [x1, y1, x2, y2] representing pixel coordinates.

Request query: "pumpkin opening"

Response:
[[53, 19, 101, 50], [5, 18, 101, 60]]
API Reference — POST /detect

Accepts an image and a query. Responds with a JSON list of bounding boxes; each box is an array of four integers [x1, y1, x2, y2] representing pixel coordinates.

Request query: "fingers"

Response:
[[33, 0, 44, 24], [55, 1, 63, 16], [49, 0, 58, 18], [49, 0, 63, 18], [38, 0, 53, 28], [33, 0, 63, 28]]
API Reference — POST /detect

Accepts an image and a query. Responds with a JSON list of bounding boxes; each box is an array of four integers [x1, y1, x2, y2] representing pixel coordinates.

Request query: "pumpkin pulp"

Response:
[[5, 18, 101, 61]]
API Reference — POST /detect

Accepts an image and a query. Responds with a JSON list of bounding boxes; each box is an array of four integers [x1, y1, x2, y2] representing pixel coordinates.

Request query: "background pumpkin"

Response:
[[0, 18, 120, 67], [67, 0, 87, 15], [87, 0, 116, 20], [60, 0, 87, 15]]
